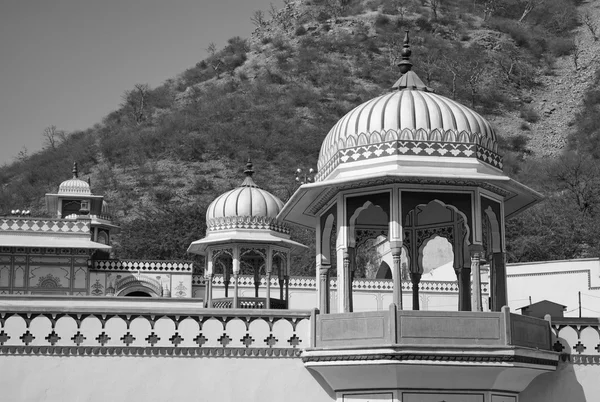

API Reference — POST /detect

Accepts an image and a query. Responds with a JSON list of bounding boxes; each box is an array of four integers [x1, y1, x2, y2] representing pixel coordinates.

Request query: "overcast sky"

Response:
[[0, 0, 282, 165]]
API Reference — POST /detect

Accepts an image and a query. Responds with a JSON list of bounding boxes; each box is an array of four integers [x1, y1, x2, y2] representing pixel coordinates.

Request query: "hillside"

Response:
[[1, 0, 600, 273]]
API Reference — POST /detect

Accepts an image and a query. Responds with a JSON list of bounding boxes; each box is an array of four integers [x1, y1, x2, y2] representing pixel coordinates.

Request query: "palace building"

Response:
[[0, 34, 598, 402]]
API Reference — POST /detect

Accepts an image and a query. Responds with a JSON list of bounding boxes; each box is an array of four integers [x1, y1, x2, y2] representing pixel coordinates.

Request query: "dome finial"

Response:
[[398, 30, 413, 74], [72, 162, 78, 179], [244, 158, 254, 177], [241, 158, 259, 187]]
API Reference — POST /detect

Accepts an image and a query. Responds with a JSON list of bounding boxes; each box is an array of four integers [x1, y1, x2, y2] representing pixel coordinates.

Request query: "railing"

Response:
[[0, 218, 90, 234], [312, 305, 552, 350], [212, 297, 287, 310], [0, 295, 310, 358], [194, 275, 487, 294]]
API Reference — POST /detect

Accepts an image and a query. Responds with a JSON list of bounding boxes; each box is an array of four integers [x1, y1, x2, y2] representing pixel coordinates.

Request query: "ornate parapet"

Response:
[[92, 259, 194, 273], [0, 218, 90, 234], [0, 296, 310, 357], [304, 306, 558, 394], [551, 317, 600, 364]]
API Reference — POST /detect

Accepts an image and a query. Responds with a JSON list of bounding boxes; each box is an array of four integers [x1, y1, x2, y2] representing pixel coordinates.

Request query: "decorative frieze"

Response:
[[92, 260, 193, 273], [0, 218, 90, 234], [206, 216, 290, 234]]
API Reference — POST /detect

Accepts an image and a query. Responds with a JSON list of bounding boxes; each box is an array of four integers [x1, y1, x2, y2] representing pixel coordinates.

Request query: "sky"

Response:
[[0, 0, 283, 165]]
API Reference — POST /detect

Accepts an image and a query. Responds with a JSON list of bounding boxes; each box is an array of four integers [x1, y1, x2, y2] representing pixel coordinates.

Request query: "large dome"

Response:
[[315, 38, 501, 182], [58, 163, 92, 195], [205, 162, 286, 233]]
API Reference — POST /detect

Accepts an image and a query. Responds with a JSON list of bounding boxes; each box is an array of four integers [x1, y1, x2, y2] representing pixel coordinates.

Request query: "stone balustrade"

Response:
[[0, 295, 310, 358], [311, 305, 552, 351]]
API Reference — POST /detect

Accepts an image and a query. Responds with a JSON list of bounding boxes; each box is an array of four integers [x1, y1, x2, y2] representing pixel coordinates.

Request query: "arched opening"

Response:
[[404, 199, 471, 311], [419, 236, 457, 311], [124, 290, 152, 297]]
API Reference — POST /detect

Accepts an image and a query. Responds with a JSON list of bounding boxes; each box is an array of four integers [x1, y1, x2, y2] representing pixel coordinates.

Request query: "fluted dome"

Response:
[[58, 163, 91, 195], [315, 34, 501, 182], [205, 162, 287, 233]]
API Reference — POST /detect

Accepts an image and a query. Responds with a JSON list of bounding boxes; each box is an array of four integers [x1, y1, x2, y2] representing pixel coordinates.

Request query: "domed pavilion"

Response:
[[278, 32, 543, 315], [188, 160, 307, 309]]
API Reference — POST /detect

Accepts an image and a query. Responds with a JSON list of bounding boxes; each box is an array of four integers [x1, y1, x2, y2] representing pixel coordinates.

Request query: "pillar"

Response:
[[410, 273, 421, 310], [205, 273, 213, 308], [319, 266, 331, 313], [389, 189, 403, 310], [347, 247, 355, 313], [336, 193, 350, 313], [232, 247, 240, 308], [391, 246, 403, 310], [285, 275, 289, 308], [265, 272, 271, 309], [490, 252, 507, 311], [470, 245, 484, 312], [456, 267, 472, 311]]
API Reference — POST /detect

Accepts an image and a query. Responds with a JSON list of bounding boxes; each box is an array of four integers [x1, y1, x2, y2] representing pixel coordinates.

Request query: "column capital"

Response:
[[319, 265, 331, 276], [469, 244, 484, 255]]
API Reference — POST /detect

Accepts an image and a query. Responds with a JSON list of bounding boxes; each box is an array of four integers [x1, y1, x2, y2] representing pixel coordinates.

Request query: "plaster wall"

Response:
[[0, 355, 335, 402], [520, 361, 598, 402], [506, 258, 600, 317]]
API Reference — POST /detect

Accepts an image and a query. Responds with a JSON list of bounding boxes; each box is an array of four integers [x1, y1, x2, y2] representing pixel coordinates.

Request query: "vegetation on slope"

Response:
[[1, 0, 599, 273]]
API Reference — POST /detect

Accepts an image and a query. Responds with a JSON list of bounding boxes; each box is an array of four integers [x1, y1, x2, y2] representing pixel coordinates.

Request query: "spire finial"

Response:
[[244, 158, 254, 177], [72, 162, 78, 179], [398, 30, 413, 74]]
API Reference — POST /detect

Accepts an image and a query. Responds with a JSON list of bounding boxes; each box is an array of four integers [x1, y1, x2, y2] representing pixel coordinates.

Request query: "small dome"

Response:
[[316, 32, 500, 182], [205, 161, 286, 233], [58, 163, 91, 195]]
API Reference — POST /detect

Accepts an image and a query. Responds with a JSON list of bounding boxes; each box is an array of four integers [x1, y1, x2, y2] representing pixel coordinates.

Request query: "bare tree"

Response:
[[518, 0, 546, 22], [122, 84, 150, 125], [482, 0, 502, 21], [42, 125, 67, 150], [206, 43, 217, 57], [427, 0, 442, 21], [582, 12, 599, 41], [572, 40, 582, 69], [250, 10, 266, 27], [394, 0, 410, 21]]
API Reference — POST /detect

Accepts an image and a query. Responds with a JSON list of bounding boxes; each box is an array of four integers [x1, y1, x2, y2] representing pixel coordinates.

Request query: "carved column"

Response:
[[470, 245, 484, 312], [265, 272, 271, 309], [456, 267, 472, 312], [347, 247, 355, 313], [410, 273, 422, 310], [285, 275, 289, 308], [232, 247, 240, 308], [319, 266, 331, 313], [205, 273, 214, 308], [491, 252, 507, 311], [336, 193, 350, 313], [391, 248, 403, 310]]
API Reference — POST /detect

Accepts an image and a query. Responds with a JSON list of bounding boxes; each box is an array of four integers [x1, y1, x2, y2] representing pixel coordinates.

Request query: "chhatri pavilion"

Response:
[[0, 33, 597, 402]]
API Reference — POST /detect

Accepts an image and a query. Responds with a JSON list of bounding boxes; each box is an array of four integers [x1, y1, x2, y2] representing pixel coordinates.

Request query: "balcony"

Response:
[[304, 306, 559, 394]]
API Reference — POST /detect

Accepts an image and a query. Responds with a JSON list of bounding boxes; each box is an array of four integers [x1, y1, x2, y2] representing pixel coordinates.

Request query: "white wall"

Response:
[[506, 258, 600, 317], [0, 356, 335, 402]]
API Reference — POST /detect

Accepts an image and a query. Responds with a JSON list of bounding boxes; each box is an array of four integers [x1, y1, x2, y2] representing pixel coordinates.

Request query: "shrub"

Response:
[[375, 13, 390, 27], [520, 106, 540, 123], [548, 37, 575, 57], [415, 16, 433, 32], [295, 25, 307, 36]]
